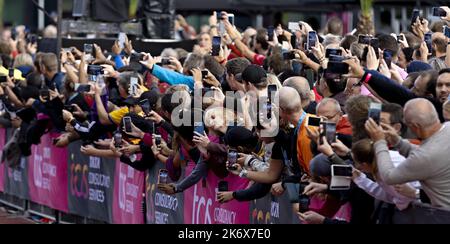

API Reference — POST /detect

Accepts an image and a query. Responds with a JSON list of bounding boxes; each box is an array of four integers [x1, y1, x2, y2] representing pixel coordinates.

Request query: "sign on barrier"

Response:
[[67, 141, 115, 222], [112, 163, 145, 224], [146, 161, 184, 224], [183, 162, 251, 224], [251, 193, 301, 224], [28, 133, 68, 212]]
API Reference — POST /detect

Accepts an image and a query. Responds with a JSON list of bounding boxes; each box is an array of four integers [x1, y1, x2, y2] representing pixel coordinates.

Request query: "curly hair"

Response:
[[345, 95, 375, 142]]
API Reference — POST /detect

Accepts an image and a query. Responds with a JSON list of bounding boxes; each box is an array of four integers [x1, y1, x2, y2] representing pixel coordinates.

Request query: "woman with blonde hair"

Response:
[[13, 53, 34, 77]]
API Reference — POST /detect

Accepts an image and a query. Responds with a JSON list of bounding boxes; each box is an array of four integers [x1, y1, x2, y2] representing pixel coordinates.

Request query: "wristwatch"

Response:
[[239, 169, 249, 178]]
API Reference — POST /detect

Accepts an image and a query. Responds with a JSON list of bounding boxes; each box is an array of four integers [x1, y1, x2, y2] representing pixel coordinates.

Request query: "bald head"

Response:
[[283, 77, 311, 103], [279, 87, 302, 113], [404, 99, 440, 128]]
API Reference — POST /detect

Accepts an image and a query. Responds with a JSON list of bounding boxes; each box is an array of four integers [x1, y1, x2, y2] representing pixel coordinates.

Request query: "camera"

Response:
[[40, 89, 50, 100], [201, 70, 209, 80]]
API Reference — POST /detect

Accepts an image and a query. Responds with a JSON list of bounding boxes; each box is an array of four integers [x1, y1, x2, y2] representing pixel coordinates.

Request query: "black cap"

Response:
[[16, 108, 36, 123], [224, 127, 258, 149], [241, 65, 267, 84], [139, 90, 160, 109], [123, 96, 139, 107]]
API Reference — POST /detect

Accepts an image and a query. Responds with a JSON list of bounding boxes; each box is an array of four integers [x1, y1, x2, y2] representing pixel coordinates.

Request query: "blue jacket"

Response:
[[152, 65, 194, 90]]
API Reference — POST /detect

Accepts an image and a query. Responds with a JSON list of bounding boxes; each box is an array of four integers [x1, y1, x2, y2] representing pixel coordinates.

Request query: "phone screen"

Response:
[[130, 77, 139, 96], [123, 117, 132, 133], [424, 33, 433, 54], [325, 123, 337, 144], [84, 44, 93, 54], [268, 26, 274, 42], [383, 50, 393, 69], [218, 181, 229, 192], [8, 69, 14, 78], [445, 26, 450, 38], [158, 169, 169, 184], [114, 132, 123, 148], [298, 182, 310, 213], [283, 51, 296, 60], [194, 122, 205, 135], [307, 31, 317, 50], [228, 14, 235, 26], [40, 89, 50, 100], [411, 10, 420, 25], [358, 35, 371, 45], [212, 36, 221, 56], [139, 99, 151, 115], [327, 61, 349, 76], [155, 135, 162, 147], [333, 165, 353, 177], [308, 117, 321, 127], [202, 70, 209, 79], [368, 103, 382, 125], [0, 76, 7, 83], [370, 38, 379, 52], [118, 33, 126, 49], [325, 49, 342, 58], [432, 7, 447, 17]]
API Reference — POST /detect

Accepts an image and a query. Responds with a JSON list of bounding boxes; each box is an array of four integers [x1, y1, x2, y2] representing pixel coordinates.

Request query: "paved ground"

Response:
[[0, 207, 35, 224]]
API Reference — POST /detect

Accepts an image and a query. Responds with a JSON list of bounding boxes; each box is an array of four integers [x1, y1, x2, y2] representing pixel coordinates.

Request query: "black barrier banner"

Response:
[[67, 141, 115, 222], [250, 193, 301, 224], [2, 129, 29, 200], [146, 161, 184, 224]]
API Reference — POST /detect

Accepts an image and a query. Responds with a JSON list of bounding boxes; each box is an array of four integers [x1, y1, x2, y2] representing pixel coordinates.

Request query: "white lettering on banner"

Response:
[[271, 201, 279, 218], [125, 199, 134, 213], [13, 169, 22, 182], [42, 162, 56, 177], [43, 147, 51, 159], [88, 172, 110, 187], [89, 188, 105, 202], [155, 211, 169, 224], [192, 184, 212, 224], [154, 192, 178, 211], [119, 171, 126, 210], [214, 208, 237, 224], [126, 182, 139, 198], [89, 157, 101, 169], [33, 154, 43, 188], [119, 166, 139, 212], [127, 167, 134, 179]]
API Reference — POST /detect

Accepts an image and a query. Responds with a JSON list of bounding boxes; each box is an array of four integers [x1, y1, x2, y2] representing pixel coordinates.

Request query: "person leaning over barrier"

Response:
[[366, 98, 450, 209]]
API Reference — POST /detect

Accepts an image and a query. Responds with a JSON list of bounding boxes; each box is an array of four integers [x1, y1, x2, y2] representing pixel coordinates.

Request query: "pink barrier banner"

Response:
[[184, 162, 251, 224], [28, 133, 69, 212], [0, 128, 5, 192], [112, 162, 145, 224]]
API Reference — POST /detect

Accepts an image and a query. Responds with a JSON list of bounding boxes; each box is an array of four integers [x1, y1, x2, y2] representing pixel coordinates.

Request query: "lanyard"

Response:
[[294, 112, 307, 135]]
